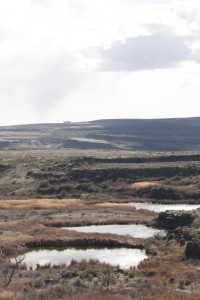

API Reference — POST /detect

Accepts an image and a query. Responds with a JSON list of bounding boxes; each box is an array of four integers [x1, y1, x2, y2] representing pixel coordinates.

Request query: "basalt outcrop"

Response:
[[185, 237, 200, 259], [156, 211, 195, 230], [156, 210, 200, 260]]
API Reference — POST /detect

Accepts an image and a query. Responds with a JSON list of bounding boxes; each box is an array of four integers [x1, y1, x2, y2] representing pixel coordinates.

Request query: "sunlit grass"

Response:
[[0, 198, 84, 209]]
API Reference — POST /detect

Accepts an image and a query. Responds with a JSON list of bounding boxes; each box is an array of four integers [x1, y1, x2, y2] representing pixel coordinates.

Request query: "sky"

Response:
[[0, 0, 200, 125]]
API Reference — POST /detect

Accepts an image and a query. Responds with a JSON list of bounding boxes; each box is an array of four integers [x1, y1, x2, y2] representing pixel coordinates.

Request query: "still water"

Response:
[[132, 202, 200, 213], [20, 247, 148, 270], [63, 224, 166, 238]]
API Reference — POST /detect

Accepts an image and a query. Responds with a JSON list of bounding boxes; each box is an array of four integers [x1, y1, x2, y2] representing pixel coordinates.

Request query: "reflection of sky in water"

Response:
[[63, 224, 166, 238], [21, 248, 148, 270], [133, 203, 200, 213]]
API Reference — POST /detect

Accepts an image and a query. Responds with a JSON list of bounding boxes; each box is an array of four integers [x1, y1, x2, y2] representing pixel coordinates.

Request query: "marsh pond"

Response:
[[62, 224, 166, 238], [19, 247, 148, 270]]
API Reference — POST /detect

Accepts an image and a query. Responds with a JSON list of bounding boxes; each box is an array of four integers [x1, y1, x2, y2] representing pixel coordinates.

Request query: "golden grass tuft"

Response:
[[0, 198, 84, 209], [130, 181, 158, 190]]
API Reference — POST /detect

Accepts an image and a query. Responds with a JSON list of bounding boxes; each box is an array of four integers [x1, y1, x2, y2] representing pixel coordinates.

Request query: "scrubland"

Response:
[[0, 150, 200, 299]]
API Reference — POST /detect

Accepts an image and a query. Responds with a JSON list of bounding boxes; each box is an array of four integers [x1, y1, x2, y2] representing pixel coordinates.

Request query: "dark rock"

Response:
[[185, 238, 200, 259], [44, 278, 55, 286], [156, 212, 195, 230]]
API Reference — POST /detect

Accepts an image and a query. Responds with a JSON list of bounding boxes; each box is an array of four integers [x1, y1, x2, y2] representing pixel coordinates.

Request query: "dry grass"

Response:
[[94, 202, 133, 208], [130, 181, 158, 189], [0, 291, 23, 300], [141, 291, 200, 300], [0, 199, 84, 209], [0, 151, 200, 299]]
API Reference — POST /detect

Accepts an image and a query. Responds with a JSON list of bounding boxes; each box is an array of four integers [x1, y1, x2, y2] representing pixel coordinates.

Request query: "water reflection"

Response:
[[63, 224, 166, 238], [20, 247, 148, 270], [133, 202, 200, 213]]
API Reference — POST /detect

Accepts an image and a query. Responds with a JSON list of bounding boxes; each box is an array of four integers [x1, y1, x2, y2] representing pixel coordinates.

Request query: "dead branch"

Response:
[[4, 256, 24, 288]]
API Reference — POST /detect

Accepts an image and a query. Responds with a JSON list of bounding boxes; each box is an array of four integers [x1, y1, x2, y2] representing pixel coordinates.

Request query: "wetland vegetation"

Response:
[[0, 147, 200, 299]]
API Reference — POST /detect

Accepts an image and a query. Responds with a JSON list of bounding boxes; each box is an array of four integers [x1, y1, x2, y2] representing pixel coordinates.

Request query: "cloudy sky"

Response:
[[0, 0, 200, 125]]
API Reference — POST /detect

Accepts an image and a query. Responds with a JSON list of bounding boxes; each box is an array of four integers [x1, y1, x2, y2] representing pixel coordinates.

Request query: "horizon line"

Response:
[[1, 116, 200, 127]]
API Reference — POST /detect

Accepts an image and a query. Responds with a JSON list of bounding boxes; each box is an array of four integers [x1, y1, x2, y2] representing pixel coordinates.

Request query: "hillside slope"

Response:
[[0, 117, 200, 151]]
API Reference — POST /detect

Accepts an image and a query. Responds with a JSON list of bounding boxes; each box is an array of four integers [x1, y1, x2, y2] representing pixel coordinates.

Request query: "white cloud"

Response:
[[100, 35, 191, 71]]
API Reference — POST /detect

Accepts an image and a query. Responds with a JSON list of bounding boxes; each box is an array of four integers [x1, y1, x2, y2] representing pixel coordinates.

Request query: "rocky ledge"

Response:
[[156, 211, 195, 230], [156, 209, 200, 260]]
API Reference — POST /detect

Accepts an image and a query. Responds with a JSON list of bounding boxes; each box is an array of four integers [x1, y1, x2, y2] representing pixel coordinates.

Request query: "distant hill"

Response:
[[0, 117, 200, 151]]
